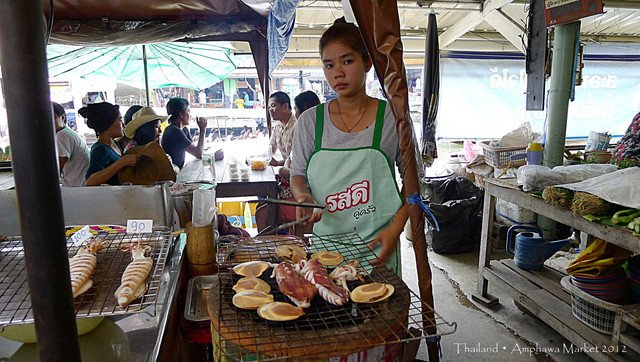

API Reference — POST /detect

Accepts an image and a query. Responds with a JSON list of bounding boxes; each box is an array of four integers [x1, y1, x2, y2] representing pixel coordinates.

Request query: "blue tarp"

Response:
[[267, 0, 300, 75]]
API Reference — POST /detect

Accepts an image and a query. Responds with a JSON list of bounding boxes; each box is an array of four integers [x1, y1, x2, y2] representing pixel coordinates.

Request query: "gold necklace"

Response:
[[335, 97, 370, 133]]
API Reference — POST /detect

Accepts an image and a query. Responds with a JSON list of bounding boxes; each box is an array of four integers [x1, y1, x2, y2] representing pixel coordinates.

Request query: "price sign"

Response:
[[70, 225, 92, 246], [127, 219, 153, 234]]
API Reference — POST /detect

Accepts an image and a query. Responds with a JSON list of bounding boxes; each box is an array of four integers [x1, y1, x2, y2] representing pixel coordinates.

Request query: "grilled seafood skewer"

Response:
[[69, 239, 106, 298], [300, 259, 349, 306], [115, 240, 153, 308]]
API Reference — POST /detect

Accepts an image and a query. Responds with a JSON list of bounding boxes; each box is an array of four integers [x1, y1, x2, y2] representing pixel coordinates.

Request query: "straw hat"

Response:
[[118, 142, 176, 185], [124, 107, 168, 138]]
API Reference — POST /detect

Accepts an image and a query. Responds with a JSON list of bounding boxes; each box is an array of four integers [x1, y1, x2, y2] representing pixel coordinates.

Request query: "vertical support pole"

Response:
[[0, 1, 81, 361], [544, 22, 579, 168], [539, 21, 580, 239], [143, 44, 151, 106]]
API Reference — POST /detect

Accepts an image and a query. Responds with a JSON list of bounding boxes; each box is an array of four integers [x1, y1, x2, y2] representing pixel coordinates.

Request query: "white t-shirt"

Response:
[[56, 126, 90, 187]]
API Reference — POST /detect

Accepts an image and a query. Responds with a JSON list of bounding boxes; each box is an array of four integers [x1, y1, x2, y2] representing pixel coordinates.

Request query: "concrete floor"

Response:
[[399, 234, 594, 362]]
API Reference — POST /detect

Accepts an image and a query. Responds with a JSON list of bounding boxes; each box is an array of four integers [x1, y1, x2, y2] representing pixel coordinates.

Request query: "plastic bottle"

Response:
[[243, 202, 253, 229]]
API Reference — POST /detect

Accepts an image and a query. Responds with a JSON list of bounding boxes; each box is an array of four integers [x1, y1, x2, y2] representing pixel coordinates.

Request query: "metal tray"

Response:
[[184, 275, 215, 322]]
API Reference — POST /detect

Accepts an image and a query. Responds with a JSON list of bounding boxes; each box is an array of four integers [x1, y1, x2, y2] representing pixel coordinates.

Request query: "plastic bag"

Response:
[[192, 189, 217, 227], [585, 131, 612, 152], [462, 140, 478, 162], [424, 177, 484, 254], [566, 239, 632, 276], [493, 122, 538, 148], [516, 164, 618, 192]]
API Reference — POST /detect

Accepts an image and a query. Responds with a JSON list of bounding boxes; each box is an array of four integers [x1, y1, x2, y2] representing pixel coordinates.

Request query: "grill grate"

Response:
[[211, 231, 457, 360], [0, 227, 172, 326]]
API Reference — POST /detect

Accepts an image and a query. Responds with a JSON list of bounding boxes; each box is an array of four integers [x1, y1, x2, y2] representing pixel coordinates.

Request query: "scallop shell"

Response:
[[232, 277, 271, 294], [274, 244, 307, 262], [310, 250, 344, 266], [350, 283, 395, 303], [257, 302, 305, 321], [232, 261, 270, 277], [232, 290, 274, 310]]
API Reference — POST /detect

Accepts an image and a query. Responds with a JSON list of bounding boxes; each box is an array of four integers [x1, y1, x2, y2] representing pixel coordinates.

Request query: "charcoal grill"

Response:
[[209, 231, 456, 360], [0, 227, 172, 326]]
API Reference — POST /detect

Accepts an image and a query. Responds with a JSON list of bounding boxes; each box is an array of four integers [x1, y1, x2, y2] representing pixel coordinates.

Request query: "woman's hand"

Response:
[[366, 225, 402, 265], [118, 154, 140, 168], [295, 193, 323, 224]]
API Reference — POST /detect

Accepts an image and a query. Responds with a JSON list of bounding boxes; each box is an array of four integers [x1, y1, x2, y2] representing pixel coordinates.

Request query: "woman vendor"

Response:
[[82, 102, 140, 186], [290, 19, 420, 275], [161, 97, 207, 169]]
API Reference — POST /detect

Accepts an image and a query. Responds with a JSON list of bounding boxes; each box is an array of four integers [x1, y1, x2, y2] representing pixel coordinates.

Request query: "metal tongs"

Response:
[[249, 197, 326, 209], [255, 215, 311, 237]]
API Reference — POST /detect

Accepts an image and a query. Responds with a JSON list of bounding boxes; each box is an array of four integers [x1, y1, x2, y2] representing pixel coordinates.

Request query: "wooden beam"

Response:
[[439, 0, 514, 48], [484, 9, 525, 53]]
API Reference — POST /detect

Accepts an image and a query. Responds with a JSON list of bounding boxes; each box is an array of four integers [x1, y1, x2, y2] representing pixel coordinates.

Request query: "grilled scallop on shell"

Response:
[[232, 290, 274, 310], [232, 277, 271, 294], [310, 250, 344, 266], [257, 302, 305, 321], [274, 244, 307, 262], [232, 261, 270, 278], [350, 283, 395, 303]]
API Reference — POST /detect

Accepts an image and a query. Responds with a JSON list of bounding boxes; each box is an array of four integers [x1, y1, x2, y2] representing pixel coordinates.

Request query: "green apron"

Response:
[[307, 100, 403, 274]]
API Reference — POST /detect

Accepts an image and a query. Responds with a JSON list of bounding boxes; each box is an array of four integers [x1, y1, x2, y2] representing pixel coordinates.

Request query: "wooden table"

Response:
[[177, 159, 278, 227]]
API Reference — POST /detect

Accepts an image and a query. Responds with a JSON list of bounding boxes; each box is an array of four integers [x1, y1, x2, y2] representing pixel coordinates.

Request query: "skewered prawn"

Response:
[[115, 240, 153, 308], [69, 239, 106, 298]]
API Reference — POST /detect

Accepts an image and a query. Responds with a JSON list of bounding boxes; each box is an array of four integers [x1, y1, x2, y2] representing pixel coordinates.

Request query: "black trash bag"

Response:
[[424, 176, 484, 254]]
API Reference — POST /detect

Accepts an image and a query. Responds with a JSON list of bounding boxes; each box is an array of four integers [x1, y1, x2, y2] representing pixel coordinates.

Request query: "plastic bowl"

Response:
[[0, 317, 104, 343]]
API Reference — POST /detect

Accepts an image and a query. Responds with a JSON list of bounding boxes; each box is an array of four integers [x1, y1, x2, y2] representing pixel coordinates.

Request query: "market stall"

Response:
[[0, 0, 443, 360]]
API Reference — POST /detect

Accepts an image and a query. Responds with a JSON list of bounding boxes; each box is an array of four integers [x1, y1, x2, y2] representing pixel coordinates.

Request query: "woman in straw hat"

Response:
[[124, 107, 168, 150], [81, 102, 140, 186]]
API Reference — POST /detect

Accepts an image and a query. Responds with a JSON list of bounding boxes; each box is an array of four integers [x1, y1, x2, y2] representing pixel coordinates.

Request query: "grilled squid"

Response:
[[272, 262, 317, 308], [299, 259, 349, 306], [328, 260, 363, 289], [115, 241, 153, 308], [69, 239, 106, 298]]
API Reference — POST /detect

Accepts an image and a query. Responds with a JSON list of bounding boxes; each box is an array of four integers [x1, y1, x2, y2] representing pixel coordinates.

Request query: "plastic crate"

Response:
[[479, 141, 527, 168], [561, 276, 619, 334]]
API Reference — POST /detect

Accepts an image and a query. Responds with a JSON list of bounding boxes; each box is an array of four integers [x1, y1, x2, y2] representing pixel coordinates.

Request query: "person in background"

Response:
[[278, 90, 321, 179], [234, 95, 245, 109], [290, 18, 422, 275], [161, 97, 207, 169], [267, 91, 296, 167], [82, 102, 140, 186], [198, 90, 207, 106], [239, 125, 252, 140], [117, 105, 143, 150], [53, 102, 90, 187], [124, 107, 167, 149], [294, 91, 321, 119]]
